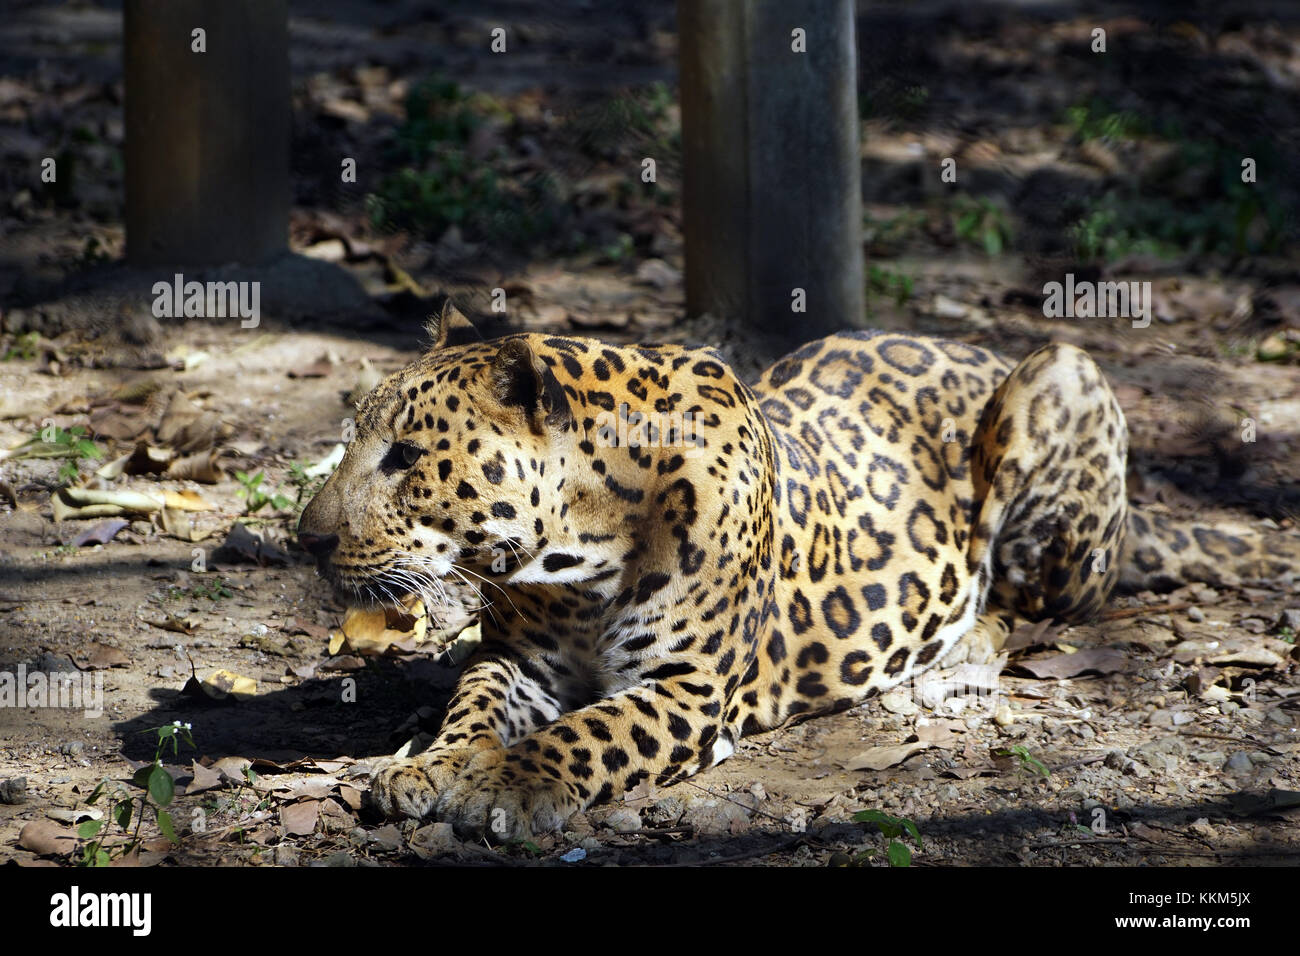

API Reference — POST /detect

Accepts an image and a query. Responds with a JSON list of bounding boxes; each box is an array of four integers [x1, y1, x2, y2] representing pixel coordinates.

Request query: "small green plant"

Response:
[[952, 195, 1012, 256], [1064, 98, 1147, 143], [173, 576, 234, 602], [78, 722, 194, 866], [998, 745, 1051, 780], [2, 331, 40, 361], [285, 462, 328, 513], [234, 470, 292, 515], [1278, 625, 1295, 645], [853, 809, 922, 867], [867, 265, 914, 307], [19, 424, 104, 485]]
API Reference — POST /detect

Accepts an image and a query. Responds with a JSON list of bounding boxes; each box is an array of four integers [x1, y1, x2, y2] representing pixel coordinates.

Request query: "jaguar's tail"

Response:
[[1118, 506, 1300, 592]]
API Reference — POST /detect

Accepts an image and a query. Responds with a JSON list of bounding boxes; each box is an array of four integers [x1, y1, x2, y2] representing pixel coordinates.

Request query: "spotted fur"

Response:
[[298, 307, 1292, 838]]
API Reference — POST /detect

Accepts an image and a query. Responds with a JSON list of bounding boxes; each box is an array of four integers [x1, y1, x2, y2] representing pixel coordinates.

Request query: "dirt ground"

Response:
[[1, 1, 1299, 867]]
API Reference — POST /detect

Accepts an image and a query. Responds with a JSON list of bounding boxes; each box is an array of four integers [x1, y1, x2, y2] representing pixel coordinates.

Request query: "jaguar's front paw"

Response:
[[432, 749, 578, 841], [369, 747, 482, 820]]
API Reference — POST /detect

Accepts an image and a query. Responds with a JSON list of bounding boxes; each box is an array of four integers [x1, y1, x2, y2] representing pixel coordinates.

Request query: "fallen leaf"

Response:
[[1004, 618, 1068, 651], [187, 760, 224, 795], [72, 642, 130, 670], [214, 522, 289, 566], [844, 741, 929, 772], [1018, 646, 1127, 679], [274, 776, 340, 801], [200, 669, 257, 701], [162, 489, 213, 511], [19, 820, 76, 857], [51, 487, 163, 521], [70, 519, 129, 547], [331, 596, 428, 656]]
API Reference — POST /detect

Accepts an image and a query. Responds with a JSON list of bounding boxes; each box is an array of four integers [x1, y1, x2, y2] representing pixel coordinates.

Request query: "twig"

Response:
[[1100, 602, 1191, 621]]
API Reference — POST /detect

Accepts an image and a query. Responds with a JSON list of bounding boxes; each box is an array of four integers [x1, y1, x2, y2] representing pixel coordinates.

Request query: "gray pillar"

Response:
[[125, 0, 289, 266], [678, 0, 864, 337]]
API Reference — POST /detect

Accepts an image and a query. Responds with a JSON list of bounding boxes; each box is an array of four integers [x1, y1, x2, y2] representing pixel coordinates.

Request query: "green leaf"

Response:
[[85, 781, 106, 805], [887, 841, 912, 867], [147, 764, 174, 806], [78, 818, 105, 839], [131, 766, 154, 790], [156, 809, 178, 844], [94, 848, 111, 867], [114, 799, 134, 829], [983, 227, 1003, 256]]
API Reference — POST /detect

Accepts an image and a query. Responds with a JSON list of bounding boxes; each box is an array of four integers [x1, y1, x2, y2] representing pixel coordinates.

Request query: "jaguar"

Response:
[[297, 301, 1292, 839]]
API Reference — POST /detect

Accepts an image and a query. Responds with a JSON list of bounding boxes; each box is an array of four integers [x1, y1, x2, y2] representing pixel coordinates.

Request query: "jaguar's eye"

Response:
[[382, 440, 425, 473]]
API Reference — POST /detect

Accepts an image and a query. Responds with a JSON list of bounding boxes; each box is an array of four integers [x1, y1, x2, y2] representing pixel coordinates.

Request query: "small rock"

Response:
[[370, 823, 404, 851], [936, 784, 960, 801], [604, 808, 642, 833], [321, 850, 355, 867], [1223, 751, 1253, 774], [994, 703, 1015, 728], [273, 844, 300, 867], [1267, 709, 1294, 727], [410, 821, 460, 857], [0, 777, 29, 804], [1186, 606, 1206, 623], [646, 797, 684, 826], [1191, 751, 1225, 765], [60, 741, 84, 757], [1276, 608, 1300, 632], [578, 836, 603, 852], [680, 794, 754, 835], [827, 851, 852, 867], [880, 691, 918, 716]]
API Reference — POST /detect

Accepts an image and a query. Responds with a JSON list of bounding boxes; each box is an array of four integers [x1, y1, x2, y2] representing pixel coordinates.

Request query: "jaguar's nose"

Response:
[[298, 531, 339, 560]]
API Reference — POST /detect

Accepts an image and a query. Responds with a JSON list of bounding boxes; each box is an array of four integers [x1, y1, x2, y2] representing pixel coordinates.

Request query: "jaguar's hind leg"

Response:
[[967, 343, 1129, 622]]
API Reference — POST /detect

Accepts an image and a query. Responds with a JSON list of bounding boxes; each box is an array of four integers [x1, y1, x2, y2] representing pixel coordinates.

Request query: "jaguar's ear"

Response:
[[425, 299, 478, 350], [490, 339, 574, 432]]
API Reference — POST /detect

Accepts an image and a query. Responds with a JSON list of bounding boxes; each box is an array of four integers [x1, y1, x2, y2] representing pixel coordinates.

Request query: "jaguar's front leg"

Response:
[[370, 649, 567, 820], [433, 676, 731, 840]]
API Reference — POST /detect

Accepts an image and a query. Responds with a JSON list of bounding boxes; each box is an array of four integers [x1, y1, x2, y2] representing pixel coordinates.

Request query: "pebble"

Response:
[[1223, 752, 1253, 774], [604, 808, 642, 833], [1186, 606, 1206, 623], [880, 691, 918, 716], [273, 845, 300, 867], [318, 850, 356, 867], [646, 796, 684, 826], [0, 777, 28, 804]]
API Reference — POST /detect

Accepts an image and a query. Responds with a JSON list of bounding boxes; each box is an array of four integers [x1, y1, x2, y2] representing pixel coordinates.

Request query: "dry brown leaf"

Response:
[[200, 669, 257, 701], [331, 596, 428, 656], [1018, 646, 1127, 679], [72, 642, 130, 671], [187, 760, 224, 795], [844, 741, 929, 772], [165, 450, 224, 483], [19, 820, 76, 857]]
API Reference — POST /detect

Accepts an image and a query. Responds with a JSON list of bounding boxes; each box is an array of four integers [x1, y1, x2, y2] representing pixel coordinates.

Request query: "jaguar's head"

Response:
[[297, 303, 575, 612]]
